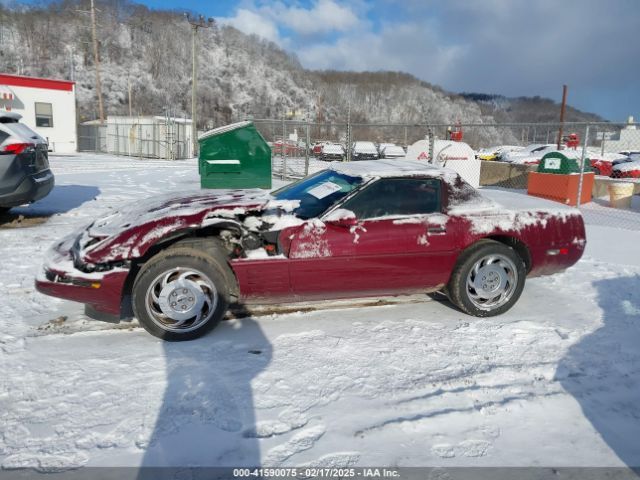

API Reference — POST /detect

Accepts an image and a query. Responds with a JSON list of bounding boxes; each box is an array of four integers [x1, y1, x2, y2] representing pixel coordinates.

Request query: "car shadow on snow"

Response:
[[556, 275, 640, 469], [1, 184, 100, 225], [138, 314, 272, 477]]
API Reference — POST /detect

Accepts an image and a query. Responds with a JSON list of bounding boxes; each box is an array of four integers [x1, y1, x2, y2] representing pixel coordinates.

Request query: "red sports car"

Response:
[[36, 160, 586, 341]]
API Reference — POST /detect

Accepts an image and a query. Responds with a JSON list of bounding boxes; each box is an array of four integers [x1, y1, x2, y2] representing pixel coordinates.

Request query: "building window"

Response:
[[35, 102, 53, 127]]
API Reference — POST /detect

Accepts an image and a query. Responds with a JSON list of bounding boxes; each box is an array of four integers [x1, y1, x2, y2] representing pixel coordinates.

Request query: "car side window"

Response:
[[342, 178, 441, 220]]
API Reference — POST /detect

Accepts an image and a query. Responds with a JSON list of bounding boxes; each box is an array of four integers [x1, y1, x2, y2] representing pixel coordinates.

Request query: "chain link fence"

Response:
[[251, 118, 640, 230], [75, 116, 639, 230]]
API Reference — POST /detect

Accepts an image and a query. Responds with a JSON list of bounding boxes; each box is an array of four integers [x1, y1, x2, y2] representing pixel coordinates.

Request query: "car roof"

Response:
[[0, 111, 22, 122], [329, 159, 451, 179]]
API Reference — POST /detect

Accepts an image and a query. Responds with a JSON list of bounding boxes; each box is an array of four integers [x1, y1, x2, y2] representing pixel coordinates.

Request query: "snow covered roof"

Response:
[[329, 159, 449, 179]]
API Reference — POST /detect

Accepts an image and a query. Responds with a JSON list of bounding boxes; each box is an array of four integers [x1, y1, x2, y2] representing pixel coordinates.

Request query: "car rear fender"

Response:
[[483, 235, 532, 272]]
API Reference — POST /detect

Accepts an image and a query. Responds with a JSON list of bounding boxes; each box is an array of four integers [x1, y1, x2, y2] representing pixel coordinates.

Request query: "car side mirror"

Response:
[[331, 216, 358, 228], [324, 209, 358, 228]]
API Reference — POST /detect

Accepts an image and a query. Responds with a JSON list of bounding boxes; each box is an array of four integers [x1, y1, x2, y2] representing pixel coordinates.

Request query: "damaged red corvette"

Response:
[[36, 160, 586, 341]]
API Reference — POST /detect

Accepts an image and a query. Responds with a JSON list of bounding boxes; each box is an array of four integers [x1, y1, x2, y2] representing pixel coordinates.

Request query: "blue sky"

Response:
[[19, 0, 640, 121]]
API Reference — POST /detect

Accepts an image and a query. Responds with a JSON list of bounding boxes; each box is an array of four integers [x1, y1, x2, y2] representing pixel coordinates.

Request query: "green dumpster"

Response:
[[537, 151, 592, 174], [198, 121, 272, 189]]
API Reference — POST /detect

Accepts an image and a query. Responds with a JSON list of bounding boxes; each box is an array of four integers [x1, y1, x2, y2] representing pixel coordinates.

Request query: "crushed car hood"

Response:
[[78, 189, 280, 264], [88, 189, 271, 237]]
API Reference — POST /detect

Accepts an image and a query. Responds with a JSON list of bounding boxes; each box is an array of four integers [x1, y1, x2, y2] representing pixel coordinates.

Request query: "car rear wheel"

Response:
[[447, 240, 526, 317], [132, 240, 233, 341]]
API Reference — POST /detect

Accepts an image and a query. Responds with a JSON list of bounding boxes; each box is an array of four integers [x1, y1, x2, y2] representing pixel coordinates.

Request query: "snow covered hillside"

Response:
[[0, 2, 605, 137], [1, 155, 639, 472]]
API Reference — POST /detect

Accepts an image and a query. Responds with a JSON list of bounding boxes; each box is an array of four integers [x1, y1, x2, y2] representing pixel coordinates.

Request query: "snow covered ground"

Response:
[[1, 154, 640, 473]]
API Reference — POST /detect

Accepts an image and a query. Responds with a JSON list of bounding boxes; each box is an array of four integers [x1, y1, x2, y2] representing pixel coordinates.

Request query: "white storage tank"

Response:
[[405, 139, 481, 187]]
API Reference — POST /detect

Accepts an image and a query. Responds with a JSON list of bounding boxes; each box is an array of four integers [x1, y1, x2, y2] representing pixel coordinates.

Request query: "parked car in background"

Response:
[[352, 141, 379, 161], [312, 141, 331, 157], [587, 152, 629, 176], [36, 160, 586, 341], [611, 158, 640, 178], [0, 112, 54, 214], [501, 144, 558, 165], [380, 145, 406, 158], [477, 145, 524, 161], [377, 143, 396, 156], [271, 139, 304, 157], [617, 151, 640, 158], [320, 143, 345, 161]]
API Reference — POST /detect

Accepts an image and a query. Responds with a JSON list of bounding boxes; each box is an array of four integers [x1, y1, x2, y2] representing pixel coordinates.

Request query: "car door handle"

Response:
[[427, 226, 447, 235]]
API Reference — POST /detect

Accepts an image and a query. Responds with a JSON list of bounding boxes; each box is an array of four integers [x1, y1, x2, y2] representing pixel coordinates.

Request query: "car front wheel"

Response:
[[447, 240, 526, 317], [132, 240, 232, 341]]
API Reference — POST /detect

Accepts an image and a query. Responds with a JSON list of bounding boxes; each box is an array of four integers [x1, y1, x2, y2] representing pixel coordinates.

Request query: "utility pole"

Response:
[[185, 14, 214, 158], [90, 0, 104, 123], [346, 102, 351, 162], [67, 46, 75, 82], [127, 76, 132, 117], [557, 84, 568, 149]]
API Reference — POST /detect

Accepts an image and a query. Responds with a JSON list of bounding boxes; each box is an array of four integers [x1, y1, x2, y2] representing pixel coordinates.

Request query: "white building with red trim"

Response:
[[0, 73, 77, 153]]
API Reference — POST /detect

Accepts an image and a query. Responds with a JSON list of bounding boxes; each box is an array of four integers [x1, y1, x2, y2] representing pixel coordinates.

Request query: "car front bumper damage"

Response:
[[35, 232, 130, 317]]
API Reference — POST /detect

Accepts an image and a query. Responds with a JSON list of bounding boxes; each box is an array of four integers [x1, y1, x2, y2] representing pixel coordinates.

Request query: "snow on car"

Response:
[[380, 145, 406, 158], [351, 141, 379, 161], [36, 159, 586, 341], [501, 144, 558, 165], [476, 145, 524, 161], [319, 143, 345, 161], [587, 151, 629, 176], [611, 158, 640, 178]]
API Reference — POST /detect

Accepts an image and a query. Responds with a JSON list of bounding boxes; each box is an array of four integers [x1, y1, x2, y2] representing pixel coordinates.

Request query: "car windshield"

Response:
[[272, 169, 363, 219]]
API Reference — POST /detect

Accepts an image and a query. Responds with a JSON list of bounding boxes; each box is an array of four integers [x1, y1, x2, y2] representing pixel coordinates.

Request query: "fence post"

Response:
[[281, 115, 287, 180], [428, 124, 435, 164], [576, 123, 590, 208], [346, 104, 351, 162], [115, 123, 120, 156], [346, 116, 351, 163], [305, 120, 310, 176]]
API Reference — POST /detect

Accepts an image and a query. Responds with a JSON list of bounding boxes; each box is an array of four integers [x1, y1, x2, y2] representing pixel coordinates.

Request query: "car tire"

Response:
[[132, 238, 233, 341], [592, 166, 601, 176], [0, 207, 10, 216], [447, 240, 526, 317]]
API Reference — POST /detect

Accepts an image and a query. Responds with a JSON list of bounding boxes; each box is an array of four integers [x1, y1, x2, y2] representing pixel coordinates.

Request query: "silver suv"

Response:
[[0, 112, 54, 213]]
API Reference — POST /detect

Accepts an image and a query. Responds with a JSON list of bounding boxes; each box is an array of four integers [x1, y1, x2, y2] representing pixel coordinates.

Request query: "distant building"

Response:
[[604, 116, 640, 153], [0, 73, 77, 153]]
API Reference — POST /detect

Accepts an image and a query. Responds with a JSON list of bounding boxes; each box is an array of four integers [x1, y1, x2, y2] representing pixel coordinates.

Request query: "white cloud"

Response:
[[219, 8, 282, 44], [274, 0, 361, 35], [298, 22, 465, 81], [219, 0, 640, 119]]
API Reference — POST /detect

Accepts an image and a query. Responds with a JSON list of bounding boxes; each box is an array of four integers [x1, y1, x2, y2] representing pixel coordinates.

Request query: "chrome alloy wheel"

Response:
[[466, 254, 518, 310], [145, 268, 218, 333]]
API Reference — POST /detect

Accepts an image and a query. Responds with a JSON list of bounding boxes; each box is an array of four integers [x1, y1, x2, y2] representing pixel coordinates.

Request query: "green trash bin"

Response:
[[537, 151, 592, 174], [198, 121, 272, 189]]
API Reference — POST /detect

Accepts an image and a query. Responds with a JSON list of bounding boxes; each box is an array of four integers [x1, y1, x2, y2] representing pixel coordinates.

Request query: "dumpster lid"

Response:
[[199, 121, 252, 141]]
